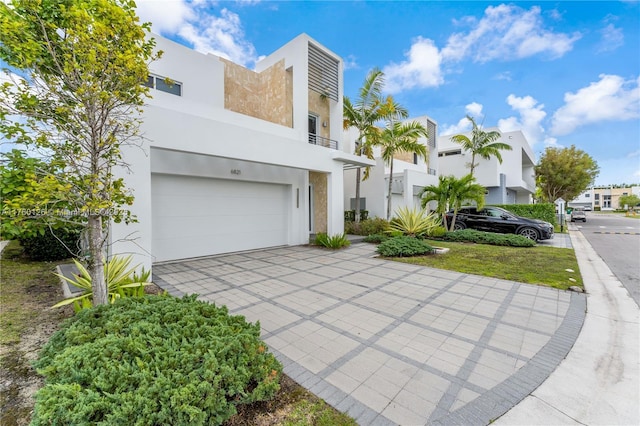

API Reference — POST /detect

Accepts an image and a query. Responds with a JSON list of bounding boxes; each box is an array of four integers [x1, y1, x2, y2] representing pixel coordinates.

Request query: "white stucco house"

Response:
[[437, 129, 536, 205], [343, 116, 439, 219], [111, 33, 373, 270]]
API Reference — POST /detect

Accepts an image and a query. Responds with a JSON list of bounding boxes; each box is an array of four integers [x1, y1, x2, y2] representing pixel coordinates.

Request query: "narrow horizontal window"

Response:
[[144, 74, 182, 96]]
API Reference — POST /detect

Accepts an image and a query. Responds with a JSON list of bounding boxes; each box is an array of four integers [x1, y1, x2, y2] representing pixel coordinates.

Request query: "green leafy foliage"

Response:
[[427, 226, 447, 239], [389, 206, 440, 237], [32, 295, 282, 425], [449, 115, 512, 177], [19, 227, 81, 261], [53, 255, 151, 312], [313, 233, 351, 249], [363, 233, 388, 244], [618, 194, 640, 210], [444, 229, 535, 247], [376, 236, 435, 257], [420, 174, 485, 231], [535, 145, 599, 203], [492, 203, 556, 225], [344, 217, 389, 235]]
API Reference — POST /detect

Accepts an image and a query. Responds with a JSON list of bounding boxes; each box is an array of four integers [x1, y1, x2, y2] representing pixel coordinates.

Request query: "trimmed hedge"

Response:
[[32, 296, 282, 425], [444, 229, 535, 247], [20, 227, 82, 261], [493, 203, 556, 225], [344, 217, 389, 236], [376, 236, 435, 257]]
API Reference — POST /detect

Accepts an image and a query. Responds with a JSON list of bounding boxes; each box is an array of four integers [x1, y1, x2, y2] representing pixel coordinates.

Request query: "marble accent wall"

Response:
[[309, 171, 328, 234], [223, 58, 293, 127]]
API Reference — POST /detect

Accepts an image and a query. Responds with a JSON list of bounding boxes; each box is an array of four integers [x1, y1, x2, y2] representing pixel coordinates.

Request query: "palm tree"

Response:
[[450, 115, 512, 177], [420, 174, 485, 231], [375, 103, 429, 220], [343, 68, 386, 223]]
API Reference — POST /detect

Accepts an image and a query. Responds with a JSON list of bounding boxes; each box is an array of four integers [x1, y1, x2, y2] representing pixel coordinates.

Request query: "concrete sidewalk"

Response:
[[495, 229, 640, 425]]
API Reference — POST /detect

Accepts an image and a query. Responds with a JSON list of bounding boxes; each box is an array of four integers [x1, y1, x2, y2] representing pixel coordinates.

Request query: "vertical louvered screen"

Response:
[[308, 43, 339, 102], [427, 119, 437, 148]]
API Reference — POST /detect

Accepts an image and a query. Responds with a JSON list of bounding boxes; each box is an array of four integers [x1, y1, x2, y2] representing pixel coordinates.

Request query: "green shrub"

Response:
[[313, 232, 351, 249], [54, 255, 151, 312], [389, 206, 440, 237], [363, 233, 388, 244], [345, 217, 389, 236], [32, 296, 282, 425], [19, 227, 82, 261], [494, 203, 556, 225], [444, 229, 535, 247], [344, 210, 368, 222], [427, 226, 447, 239], [376, 236, 435, 257]]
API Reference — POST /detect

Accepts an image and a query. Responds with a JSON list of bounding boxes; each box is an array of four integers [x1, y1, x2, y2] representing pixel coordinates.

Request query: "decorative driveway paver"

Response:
[[153, 244, 585, 426]]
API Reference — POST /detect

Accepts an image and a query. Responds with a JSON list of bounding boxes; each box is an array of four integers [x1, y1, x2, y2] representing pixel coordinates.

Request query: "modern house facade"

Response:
[[570, 186, 640, 210], [437, 129, 536, 205], [342, 116, 439, 218], [111, 34, 373, 270]]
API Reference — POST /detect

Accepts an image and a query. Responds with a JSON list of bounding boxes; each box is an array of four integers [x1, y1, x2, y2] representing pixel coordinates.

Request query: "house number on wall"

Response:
[[230, 169, 241, 175]]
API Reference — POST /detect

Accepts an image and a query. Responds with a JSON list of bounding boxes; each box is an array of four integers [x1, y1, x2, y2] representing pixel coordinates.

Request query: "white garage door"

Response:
[[151, 174, 289, 262]]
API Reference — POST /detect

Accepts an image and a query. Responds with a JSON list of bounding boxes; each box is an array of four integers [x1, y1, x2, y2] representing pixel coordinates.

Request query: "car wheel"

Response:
[[518, 227, 539, 241], [453, 222, 466, 231]]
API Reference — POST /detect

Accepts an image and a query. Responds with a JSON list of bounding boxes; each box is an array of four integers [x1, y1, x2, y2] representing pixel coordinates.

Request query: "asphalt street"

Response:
[[573, 212, 640, 307]]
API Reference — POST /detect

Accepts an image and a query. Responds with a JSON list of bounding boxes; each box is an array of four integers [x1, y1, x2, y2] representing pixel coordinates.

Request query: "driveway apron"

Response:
[[153, 243, 585, 426]]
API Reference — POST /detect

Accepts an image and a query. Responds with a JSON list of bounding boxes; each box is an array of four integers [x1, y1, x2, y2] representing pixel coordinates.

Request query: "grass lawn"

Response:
[[394, 239, 583, 290], [0, 241, 355, 426]]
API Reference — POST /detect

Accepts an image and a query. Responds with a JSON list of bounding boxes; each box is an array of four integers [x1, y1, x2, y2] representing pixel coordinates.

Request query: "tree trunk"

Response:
[[87, 214, 108, 305], [469, 152, 476, 178], [386, 161, 394, 220], [354, 167, 362, 223]]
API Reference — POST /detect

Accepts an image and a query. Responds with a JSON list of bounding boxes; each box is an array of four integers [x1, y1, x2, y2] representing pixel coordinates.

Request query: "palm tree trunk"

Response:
[[354, 167, 362, 223], [386, 161, 394, 220]]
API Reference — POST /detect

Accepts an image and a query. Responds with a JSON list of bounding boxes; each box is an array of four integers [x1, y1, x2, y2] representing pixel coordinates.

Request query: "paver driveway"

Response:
[[153, 243, 585, 425]]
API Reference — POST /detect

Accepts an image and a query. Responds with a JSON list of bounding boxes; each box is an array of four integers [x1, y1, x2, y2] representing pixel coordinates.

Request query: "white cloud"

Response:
[[441, 4, 581, 63], [343, 54, 359, 70], [383, 4, 581, 94], [440, 103, 484, 135], [136, 1, 258, 67], [497, 94, 547, 146], [136, 0, 194, 33], [597, 21, 624, 53], [383, 37, 444, 93], [628, 150, 640, 158], [551, 74, 640, 135]]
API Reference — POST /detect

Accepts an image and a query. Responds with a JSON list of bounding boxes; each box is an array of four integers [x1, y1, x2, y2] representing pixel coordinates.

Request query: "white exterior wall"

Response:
[[111, 34, 368, 270], [437, 129, 535, 204]]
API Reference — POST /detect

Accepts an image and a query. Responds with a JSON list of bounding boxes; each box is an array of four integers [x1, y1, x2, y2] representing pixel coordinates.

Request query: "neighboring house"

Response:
[[343, 116, 439, 218], [568, 189, 593, 210], [111, 34, 374, 270], [591, 186, 639, 210], [437, 129, 536, 205]]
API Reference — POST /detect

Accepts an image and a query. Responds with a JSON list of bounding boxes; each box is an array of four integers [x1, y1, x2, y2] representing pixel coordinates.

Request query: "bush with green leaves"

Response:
[[444, 229, 535, 247], [54, 255, 151, 312], [389, 206, 440, 237], [376, 236, 435, 257], [344, 217, 388, 236], [363, 233, 388, 244], [313, 232, 351, 249], [427, 226, 447, 239], [19, 226, 82, 261], [31, 295, 282, 425], [493, 203, 556, 225]]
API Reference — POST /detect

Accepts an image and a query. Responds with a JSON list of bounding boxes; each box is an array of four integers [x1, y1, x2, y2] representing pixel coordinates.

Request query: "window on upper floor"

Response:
[[144, 74, 182, 96], [413, 153, 418, 164], [595, 194, 600, 200], [438, 149, 462, 157], [585, 193, 590, 197]]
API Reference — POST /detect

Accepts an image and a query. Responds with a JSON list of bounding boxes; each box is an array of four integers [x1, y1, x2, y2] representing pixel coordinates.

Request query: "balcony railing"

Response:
[[427, 168, 437, 175], [308, 133, 339, 150]]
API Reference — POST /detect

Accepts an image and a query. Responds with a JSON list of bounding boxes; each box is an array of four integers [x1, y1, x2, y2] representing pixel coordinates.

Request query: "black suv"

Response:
[[446, 206, 554, 241]]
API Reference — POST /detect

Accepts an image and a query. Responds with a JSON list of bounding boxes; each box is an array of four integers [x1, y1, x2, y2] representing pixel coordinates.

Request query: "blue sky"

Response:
[[137, 1, 636, 186]]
